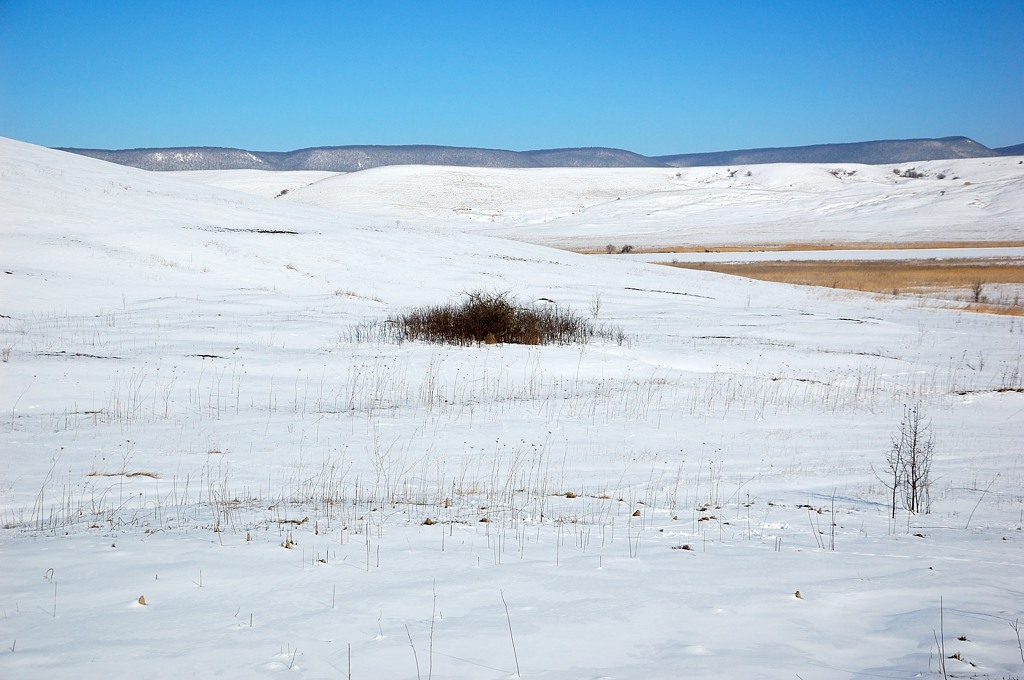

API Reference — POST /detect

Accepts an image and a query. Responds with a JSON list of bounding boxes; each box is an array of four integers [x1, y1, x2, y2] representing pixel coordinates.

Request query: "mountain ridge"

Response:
[[58, 136, 1020, 173]]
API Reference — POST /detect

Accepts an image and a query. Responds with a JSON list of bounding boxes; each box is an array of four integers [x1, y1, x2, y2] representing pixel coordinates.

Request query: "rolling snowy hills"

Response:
[[168, 154, 1024, 249]]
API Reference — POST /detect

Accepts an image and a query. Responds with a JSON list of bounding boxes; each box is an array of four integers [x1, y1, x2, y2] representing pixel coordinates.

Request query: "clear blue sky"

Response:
[[2, 1, 1022, 154]]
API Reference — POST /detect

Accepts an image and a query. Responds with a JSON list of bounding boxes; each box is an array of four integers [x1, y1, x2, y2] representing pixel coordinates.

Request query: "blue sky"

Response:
[[1, 1, 1022, 154]]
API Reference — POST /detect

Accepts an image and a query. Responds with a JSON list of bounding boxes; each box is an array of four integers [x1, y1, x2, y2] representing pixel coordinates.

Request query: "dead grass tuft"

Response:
[[962, 302, 1024, 316]]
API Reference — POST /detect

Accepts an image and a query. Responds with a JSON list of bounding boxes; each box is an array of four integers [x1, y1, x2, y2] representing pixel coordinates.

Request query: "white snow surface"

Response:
[[169, 169, 339, 199], [2, 136, 1023, 679]]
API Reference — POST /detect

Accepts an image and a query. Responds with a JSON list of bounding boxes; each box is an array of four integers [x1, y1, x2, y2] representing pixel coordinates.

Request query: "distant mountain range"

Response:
[[59, 136, 1021, 173]]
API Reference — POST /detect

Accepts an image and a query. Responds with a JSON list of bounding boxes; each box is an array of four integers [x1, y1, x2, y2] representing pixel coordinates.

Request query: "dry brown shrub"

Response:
[[390, 290, 624, 346]]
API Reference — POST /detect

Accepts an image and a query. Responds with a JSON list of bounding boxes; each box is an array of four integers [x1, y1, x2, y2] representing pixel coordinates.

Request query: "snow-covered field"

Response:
[[3, 136, 1024, 679]]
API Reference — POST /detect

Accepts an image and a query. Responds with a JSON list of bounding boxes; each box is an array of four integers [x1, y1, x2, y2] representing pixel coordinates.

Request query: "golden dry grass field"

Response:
[[573, 240, 1024, 255], [663, 258, 1024, 315]]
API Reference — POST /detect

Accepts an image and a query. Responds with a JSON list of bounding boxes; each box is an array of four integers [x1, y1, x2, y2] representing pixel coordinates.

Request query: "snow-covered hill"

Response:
[[2, 137, 1023, 679], [172, 155, 1024, 248]]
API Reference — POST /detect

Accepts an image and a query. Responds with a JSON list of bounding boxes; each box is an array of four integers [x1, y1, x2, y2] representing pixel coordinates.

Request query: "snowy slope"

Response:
[[168, 169, 339, 199], [226, 158, 1024, 247], [2, 137, 1023, 679]]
